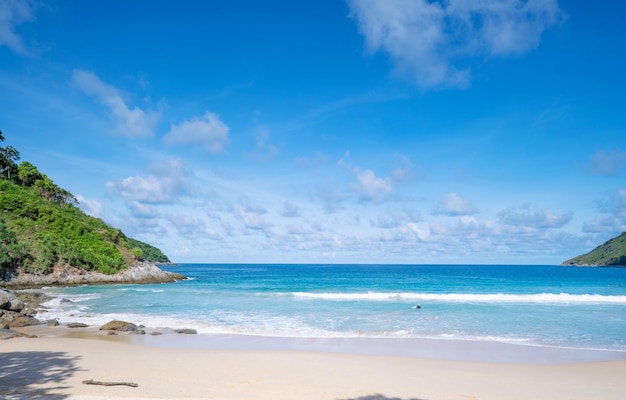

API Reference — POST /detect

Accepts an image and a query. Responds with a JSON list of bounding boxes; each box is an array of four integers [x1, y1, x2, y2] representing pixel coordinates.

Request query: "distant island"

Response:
[[0, 131, 183, 288], [562, 232, 626, 267]]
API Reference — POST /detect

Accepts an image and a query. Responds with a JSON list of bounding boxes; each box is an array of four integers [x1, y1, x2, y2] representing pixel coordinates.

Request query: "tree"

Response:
[[0, 130, 20, 181], [33, 175, 77, 206], [17, 161, 43, 187], [0, 219, 30, 275], [132, 247, 144, 260]]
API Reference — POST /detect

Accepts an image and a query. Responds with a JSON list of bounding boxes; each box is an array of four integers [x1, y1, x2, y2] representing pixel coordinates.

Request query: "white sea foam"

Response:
[[291, 292, 626, 304]]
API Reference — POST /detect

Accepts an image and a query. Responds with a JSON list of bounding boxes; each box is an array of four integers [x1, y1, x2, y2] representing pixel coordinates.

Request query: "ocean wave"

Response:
[[291, 292, 626, 304]]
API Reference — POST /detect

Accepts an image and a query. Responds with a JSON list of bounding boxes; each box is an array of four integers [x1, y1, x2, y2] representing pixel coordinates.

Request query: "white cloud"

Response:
[[371, 209, 422, 228], [129, 201, 157, 219], [353, 169, 393, 202], [585, 150, 626, 176], [233, 204, 272, 231], [72, 69, 160, 137], [348, 0, 562, 88], [76, 195, 103, 217], [0, 0, 34, 55], [164, 112, 229, 154], [106, 158, 191, 204], [433, 192, 477, 216], [498, 204, 572, 229]]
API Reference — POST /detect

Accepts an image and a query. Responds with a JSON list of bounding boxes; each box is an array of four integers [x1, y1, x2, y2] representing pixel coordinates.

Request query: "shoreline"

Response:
[[19, 318, 626, 365], [3, 324, 626, 400]]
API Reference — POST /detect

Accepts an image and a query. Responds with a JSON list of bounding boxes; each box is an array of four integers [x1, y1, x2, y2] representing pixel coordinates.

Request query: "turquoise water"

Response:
[[41, 264, 626, 351]]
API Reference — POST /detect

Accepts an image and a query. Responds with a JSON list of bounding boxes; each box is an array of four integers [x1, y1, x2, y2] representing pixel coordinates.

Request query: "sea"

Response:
[[37, 264, 626, 360]]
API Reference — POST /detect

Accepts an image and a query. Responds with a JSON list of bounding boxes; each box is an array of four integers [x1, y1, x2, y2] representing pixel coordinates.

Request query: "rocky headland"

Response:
[[0, 261, 186, 289]]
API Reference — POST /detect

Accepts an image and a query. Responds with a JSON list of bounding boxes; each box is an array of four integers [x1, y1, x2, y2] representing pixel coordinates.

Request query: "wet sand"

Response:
[[1, 326, 626, 400]]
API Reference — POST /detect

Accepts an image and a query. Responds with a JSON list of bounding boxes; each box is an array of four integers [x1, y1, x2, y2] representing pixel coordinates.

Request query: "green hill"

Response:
[[562, 232, 626, 267], [0, 132, 170, 278]]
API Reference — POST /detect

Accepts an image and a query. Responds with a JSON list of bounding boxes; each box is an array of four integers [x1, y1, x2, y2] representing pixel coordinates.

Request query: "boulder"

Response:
[[99, 320, 138, 332], [8, 315, 42, 327], [0, 290, 16, 309], [174, 328, 197, 335], [0, 328, 36, 340], [46, 319, 60, 326], [7, 298, 25, 312], [67, 322, 89, 328]]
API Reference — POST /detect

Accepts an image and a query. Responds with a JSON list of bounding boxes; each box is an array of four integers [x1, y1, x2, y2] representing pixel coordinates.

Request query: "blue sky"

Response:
[[1, 0, 625, 264]]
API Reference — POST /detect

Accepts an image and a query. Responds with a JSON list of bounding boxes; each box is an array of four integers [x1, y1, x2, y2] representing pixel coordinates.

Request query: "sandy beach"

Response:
[[2, 327, 626, 400]]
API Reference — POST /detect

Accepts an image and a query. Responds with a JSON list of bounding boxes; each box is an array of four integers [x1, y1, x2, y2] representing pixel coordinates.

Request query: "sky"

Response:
[[1, 0, 625, 265]]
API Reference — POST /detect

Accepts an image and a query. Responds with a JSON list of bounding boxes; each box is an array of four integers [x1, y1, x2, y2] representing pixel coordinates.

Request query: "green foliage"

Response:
[[0, 130, 20, 181], [0, 131, 171, 276], [17, 161, 43, 187], [132, 247, 144, 260], [0, 180, 127, 274], [0, 218, 30, 275], [563, 232, 626, 266], [127, 238, 171, 263]]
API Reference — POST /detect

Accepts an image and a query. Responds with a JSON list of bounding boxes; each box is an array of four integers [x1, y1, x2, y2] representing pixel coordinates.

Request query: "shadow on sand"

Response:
[[0, 351, 82, 400], [338, 395, 427, 400]]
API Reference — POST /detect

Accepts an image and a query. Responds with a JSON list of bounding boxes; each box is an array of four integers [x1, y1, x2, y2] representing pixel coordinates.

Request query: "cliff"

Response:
[[562, 232, 626, 267]]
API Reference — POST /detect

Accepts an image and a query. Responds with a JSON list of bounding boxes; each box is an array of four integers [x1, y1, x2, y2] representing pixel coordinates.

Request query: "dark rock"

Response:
[[99, 320, 138, 332], [46, 319, 60, 326], [61, 298, 74, 303], [151, 331, 163, 336], [67, 322, 89, 328], [174, 328, 197, 335], [133, 330, 146, 335]]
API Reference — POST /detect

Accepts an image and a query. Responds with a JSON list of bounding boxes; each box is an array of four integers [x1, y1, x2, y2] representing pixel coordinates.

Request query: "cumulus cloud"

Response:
[[164, 112, 229, 154], [585, 150, 626, 176], [128, 201, 157, 219], [0, 0, 34, 55], [106, 158, 191, 204], [76, 195, 103, 217], [379, 221, 431, 242], [348, 0, 562, 88], [433, 192, 477, 216], [498, 204, 572, 229], [371, 209, 422, 228], [72, 69, 160, 137], [233, 203, 272, 231], [353, 169, 393, 202]]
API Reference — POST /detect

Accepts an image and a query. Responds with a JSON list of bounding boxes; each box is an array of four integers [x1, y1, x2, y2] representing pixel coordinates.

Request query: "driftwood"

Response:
[[82, 379, 138, 388]]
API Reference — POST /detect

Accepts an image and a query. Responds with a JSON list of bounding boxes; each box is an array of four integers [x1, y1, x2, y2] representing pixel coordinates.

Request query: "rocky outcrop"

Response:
[[0, 289, 44, 331], [1, 261, 185, 289]]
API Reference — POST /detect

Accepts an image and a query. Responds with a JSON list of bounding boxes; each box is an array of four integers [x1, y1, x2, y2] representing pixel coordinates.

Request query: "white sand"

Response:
[[2, 332, 626, 400]]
